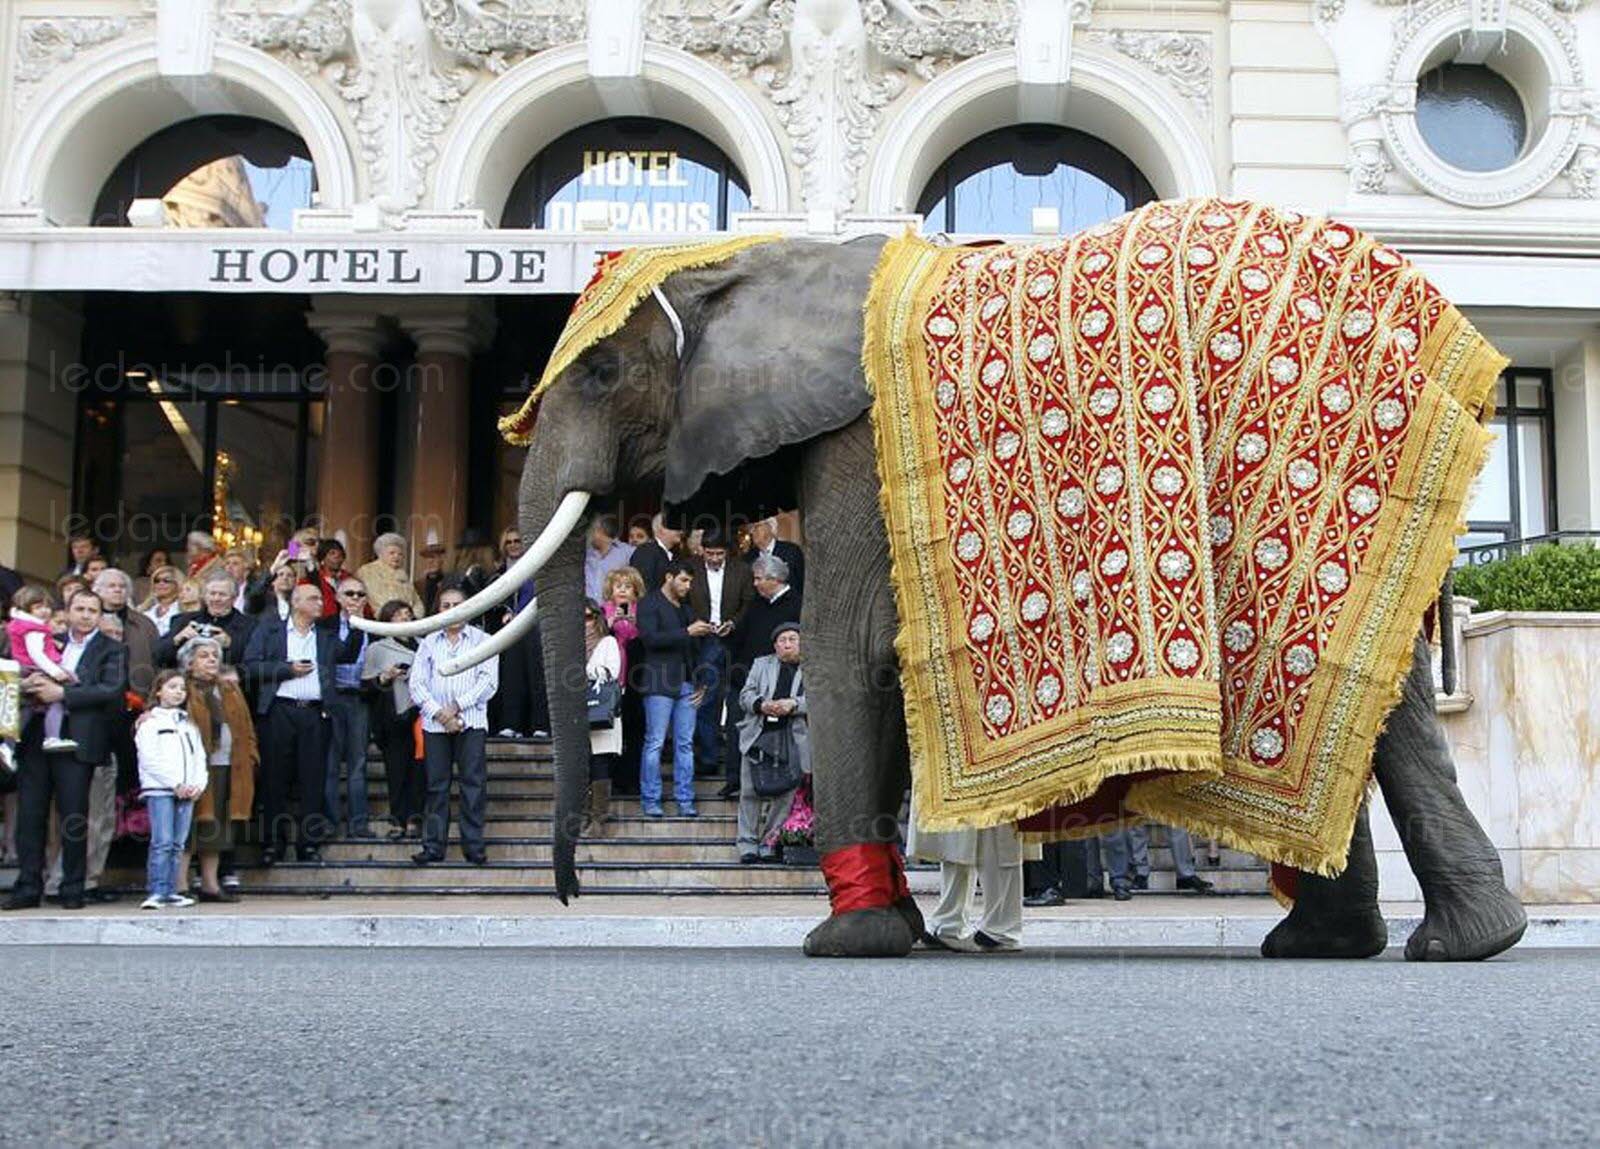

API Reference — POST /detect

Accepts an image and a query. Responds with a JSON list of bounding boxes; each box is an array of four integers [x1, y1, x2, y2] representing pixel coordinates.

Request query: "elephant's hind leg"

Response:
[[1260, 802, 1388, 959], [1375, 636, 1526, 962]]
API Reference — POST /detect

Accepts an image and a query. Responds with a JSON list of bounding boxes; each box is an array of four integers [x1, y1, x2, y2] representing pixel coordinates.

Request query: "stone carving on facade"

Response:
[[860, 0, 1017, 80], [1567, 144, 1599, 197], [1349, 138, 1393, 193], [421, 0, 587, 74], [648, 1, 1021, 217], [223, 0, 484, 219], [1086, 29, 1211, 117], [12, 16, 146, 115]]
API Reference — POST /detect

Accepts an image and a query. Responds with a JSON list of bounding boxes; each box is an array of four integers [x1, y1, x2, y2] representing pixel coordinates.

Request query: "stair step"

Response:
[[354, 816, 739, 839], [311, 839, 774, 864], [360, 775, 729, 798]]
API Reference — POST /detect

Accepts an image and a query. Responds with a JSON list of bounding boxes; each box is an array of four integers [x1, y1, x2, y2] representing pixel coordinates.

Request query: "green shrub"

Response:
[[1453, 543, 1600, 613]]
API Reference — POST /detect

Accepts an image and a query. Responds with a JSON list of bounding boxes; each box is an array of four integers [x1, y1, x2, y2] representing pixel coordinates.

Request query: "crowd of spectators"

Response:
[[0, 510, 1215, 912], [0, 523, 535, 910]]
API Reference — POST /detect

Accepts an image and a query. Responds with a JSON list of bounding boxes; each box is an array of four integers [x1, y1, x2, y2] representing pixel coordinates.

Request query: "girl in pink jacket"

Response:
[[7, 586, 78, 756]]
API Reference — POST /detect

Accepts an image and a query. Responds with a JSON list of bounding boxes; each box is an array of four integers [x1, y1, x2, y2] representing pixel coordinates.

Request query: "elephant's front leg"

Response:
[[795, 419, 922, 957]]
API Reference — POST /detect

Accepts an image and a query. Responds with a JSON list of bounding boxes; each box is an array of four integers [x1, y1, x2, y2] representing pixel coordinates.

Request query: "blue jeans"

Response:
[[692, 641, 727, 771], [144, 793, 194, 899], [324, 693, 371, 832], [641, 684, 697, 806]]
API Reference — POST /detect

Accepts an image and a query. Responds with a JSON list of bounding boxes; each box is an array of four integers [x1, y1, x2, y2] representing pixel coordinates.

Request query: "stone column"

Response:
[[306, 300, 385, 564], [392, 301, 495, 570], [0, 292, 84, 580]]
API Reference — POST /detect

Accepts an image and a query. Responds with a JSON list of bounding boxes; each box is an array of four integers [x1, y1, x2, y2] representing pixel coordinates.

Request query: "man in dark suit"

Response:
[[720, 553, 803, 797], [635, 561, 716, 817], [155, 571, 259, 668], [742, 517, 805, 599], [4, 590, 127, 911], [687, 529, 753, 777], [630, 512, 684, 598], [243, 582, 338, 864]]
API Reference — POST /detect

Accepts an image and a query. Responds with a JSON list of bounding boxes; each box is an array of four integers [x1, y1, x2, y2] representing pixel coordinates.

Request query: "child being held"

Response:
[[6, 586, 77, 756], [135, 670, 208, 909]]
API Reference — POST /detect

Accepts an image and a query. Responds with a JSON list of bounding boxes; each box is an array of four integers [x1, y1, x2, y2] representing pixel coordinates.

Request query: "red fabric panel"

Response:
[[820, 842, 903, 915]]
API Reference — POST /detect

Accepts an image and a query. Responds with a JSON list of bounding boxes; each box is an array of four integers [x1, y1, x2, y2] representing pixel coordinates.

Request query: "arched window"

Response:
[[93, 114, 316, 229], [502, 117, 752, 233], [1415, 63, 1527, 173], [917, 124, 1156, 236]]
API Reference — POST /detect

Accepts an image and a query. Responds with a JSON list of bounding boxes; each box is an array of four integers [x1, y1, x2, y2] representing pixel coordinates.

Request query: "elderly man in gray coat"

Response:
[[734, 622, 808, 863]]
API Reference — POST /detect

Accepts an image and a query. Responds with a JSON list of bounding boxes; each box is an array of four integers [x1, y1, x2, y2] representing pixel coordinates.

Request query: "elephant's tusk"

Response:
[[352, 490, 590, 637], [439, 597, 539, 675]]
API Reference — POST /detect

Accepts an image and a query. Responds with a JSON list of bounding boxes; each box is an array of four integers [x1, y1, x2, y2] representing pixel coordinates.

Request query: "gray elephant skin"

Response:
[[514, 235, 1527, 962]]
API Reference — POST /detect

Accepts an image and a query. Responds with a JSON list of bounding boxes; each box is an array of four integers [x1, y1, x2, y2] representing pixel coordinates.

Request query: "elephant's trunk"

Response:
[[537, 526, 588, 902]]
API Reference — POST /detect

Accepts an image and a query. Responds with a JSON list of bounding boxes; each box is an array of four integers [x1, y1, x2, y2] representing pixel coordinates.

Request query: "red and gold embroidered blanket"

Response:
[[865, 199, 1504, 875]]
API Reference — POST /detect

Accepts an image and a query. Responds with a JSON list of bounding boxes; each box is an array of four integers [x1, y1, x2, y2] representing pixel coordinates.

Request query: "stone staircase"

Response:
[[0, 740, 1270, 897]]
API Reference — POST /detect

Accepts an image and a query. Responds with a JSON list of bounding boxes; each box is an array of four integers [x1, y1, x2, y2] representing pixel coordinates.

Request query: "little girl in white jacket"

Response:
[[135, 670, 208, 909]]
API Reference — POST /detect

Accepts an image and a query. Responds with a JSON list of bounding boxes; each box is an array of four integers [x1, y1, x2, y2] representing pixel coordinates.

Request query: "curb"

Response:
[[0, 911, 1594, 950]]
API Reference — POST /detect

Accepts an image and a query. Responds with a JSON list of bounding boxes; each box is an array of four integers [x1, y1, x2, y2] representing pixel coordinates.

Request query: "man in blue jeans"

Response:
[[635, 560, 715, 817]]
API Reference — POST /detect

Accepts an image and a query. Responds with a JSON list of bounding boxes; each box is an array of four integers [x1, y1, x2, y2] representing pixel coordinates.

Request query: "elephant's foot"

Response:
[[1262, 802, 1386, 959], [1261, 906, 1388, 960], [893, 894, 926, 942], [803, 908, 916, 958], [1406, 883, 1527, 962]]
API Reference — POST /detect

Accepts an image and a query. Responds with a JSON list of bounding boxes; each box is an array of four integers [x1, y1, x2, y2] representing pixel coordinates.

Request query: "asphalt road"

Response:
[[1, 946, 1595, 1147]]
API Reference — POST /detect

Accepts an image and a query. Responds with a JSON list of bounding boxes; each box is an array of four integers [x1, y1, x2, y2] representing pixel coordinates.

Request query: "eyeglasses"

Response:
[[341, 590, 367, 598], [153, 576, 176, 585]]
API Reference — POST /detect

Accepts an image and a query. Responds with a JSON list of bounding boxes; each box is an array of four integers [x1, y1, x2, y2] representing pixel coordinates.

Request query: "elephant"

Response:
[[357, 222, 1527, 962]]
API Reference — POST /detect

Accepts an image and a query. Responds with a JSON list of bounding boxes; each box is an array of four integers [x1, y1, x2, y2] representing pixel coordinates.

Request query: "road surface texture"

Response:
[[1, 946, 1595, 1146]]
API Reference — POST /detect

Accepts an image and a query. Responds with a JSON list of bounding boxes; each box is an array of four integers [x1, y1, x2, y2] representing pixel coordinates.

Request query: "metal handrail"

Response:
[[1455, 530, 1600, 566]]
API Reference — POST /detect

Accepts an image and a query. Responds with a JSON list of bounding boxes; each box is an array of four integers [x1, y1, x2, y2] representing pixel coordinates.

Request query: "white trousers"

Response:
[[927, 836, 1025, 947]]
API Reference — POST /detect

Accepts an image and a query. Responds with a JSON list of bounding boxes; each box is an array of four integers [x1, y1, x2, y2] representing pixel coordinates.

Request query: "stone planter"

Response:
[[1371, 610, 1600, 904]]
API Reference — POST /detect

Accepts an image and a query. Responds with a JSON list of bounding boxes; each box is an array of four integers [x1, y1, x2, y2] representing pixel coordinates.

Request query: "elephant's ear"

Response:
[[660, 237, 885, 506]]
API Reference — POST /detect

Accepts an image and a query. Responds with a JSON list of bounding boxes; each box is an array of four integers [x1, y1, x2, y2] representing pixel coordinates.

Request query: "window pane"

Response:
[[1466, 420, 1512, 523], [1517, 420, 1548, 536], [1415, 63, 1526, 172], [214, 402, 306, 552], [121, 399, 207, 553], [1513, 374, 1546, 411], [916, 125, 1153, 236], [505, 119, 752, 233], [948, 164, 1131, 235]]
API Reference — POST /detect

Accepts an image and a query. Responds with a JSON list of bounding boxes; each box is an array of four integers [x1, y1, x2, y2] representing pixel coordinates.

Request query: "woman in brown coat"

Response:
[[178, 637, 258, 902]]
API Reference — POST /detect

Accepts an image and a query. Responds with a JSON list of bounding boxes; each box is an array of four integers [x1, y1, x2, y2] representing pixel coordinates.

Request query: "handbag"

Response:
[[746, 721, 803, 798], [586, 674, 622, 728]]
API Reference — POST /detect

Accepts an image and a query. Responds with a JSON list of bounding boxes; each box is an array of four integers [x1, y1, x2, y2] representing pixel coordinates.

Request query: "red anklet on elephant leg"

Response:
[[821, 843, 904, 916]]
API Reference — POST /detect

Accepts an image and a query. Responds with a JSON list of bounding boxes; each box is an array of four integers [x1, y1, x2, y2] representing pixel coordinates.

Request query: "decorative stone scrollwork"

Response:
[[1086, 30, 1211, 117], [1567, 144, 1599, 198], [1349, 139, 1392, 193], [12, 16, 147, 114], [421, 0, 586, 74], [646, 1, 1023, 217], [861, 0, 1016, 81], [225, 1, 482, 219]]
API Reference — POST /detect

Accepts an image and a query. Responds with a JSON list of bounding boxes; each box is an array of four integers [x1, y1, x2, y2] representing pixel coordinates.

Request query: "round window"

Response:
[[1414, 63, 1527, 172]]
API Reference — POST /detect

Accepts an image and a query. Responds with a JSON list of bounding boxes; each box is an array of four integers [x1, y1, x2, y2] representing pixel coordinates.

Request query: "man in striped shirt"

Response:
[[409, 585, 499, 866]]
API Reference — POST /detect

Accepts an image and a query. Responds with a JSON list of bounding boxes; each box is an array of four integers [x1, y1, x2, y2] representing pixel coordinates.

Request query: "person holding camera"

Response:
[[156, 572, 259, 670], [735, 622, 808, 863]]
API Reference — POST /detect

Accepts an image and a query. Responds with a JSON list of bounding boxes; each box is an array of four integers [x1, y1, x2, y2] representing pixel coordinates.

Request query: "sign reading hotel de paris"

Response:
[[0, 145, 734, 295]]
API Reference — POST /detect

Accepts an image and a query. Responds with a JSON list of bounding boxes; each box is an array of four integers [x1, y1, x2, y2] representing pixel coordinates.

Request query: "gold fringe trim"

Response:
[[499, 233, 785, 445]]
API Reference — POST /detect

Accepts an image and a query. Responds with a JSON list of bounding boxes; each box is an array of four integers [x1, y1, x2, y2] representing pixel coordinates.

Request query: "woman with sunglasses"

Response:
[[139, 564, 185, 637]]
